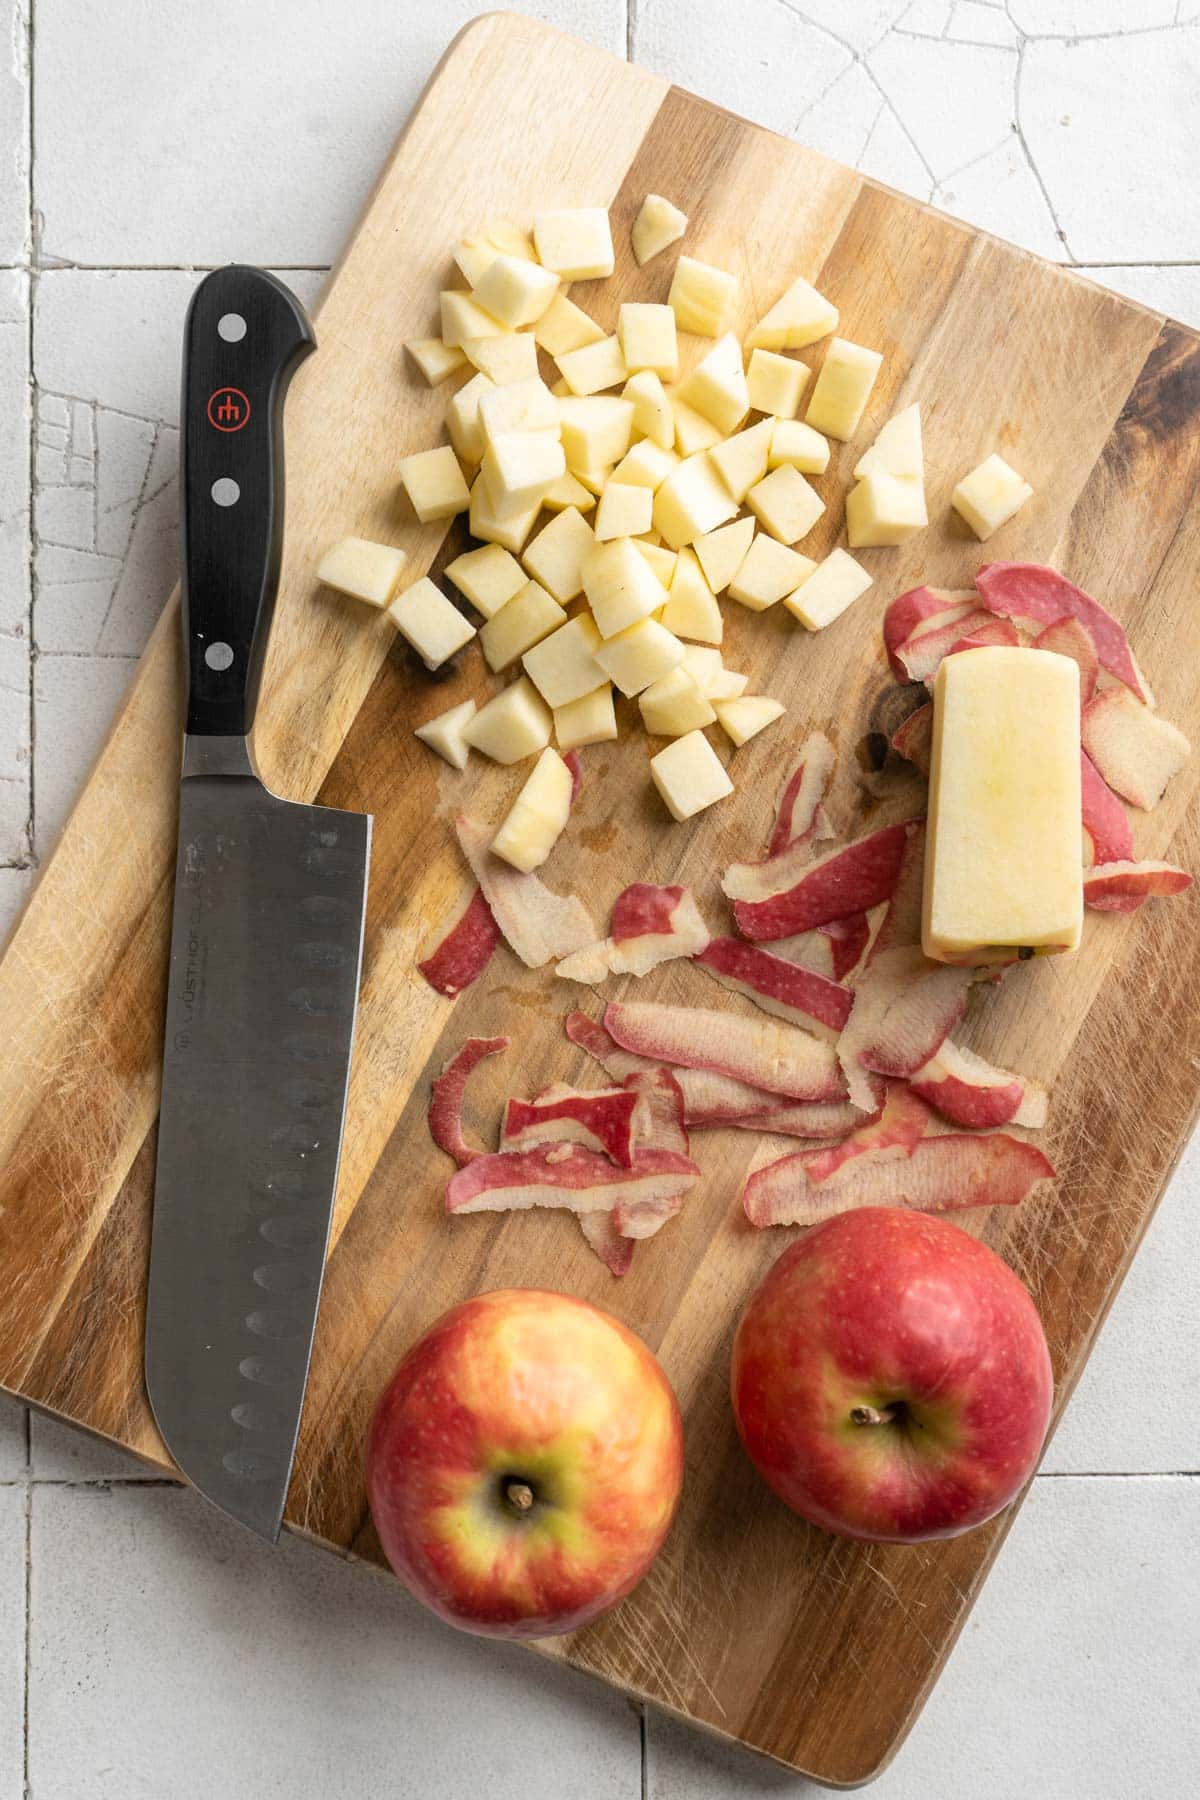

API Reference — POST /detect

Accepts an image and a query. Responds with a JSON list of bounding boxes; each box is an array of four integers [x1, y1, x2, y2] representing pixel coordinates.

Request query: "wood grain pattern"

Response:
[[3, 15, 1200, 1785]]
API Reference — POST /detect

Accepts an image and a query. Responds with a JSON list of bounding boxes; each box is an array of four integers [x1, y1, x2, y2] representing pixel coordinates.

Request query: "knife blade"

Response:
[[146, 266, 371, 1542]]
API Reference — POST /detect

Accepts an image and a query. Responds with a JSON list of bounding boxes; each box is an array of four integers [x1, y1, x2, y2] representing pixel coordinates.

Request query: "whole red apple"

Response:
[[367, 1288, 684, 1637], [731, 1207, 1053, 1543]]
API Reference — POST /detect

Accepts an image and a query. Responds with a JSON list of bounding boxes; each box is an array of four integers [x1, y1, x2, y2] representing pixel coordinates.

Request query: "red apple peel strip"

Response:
[[428, 1036, 510, 1168], [724, 820, 918, 940], [1034, 615, 1099, 704], [976, 563, 1151, 703], [883, 587, 977, 682], [767, 731, 836, 855], [909, 1039, 1048, 1129], [891, 703, 933, 778], [557, 884, 710, 983], [417, 887, 500, 998], [1084, 860, 1193, 911], [693, 937, 852, 1039], [895, 609, 994, 683], [743, 1130, 1055, 1228], [577, 1210, 635, 1277], [605, 1001, 845, 1102], [456, 812, 596, 968], [502, 1086, 639, 1168], [446, 1142, 700, 1215]]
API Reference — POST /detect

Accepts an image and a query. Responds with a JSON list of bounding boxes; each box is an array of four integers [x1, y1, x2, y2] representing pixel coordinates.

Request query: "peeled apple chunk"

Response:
[[638, 667, 717, 737], [804, 338, 883, 441], [632, 193, 688, 265], [855, 404, 922, 480], [387, 577, 475, 670], [535, 293, 606, 357], [678, 333, 749, 435], [708, 419, 773, 505], [479, 581, 566, 672], [746, 274, 838, 351], [439, 289, 506, 348], [768, 418, 830, 475], [555, 335, 629, 397], [727, 535, 814, 612], [951, 453, 1033, 540], [490, 748, 574, 872], [462, 331, 539, 385], [399, 446, 471, 523], [471, 253, 559, 328], [554, 683, 617, 751], [594, 482, 654, 541], [406, 338, 466, 385], [469, 474, 542, 554], [661, 549, 723, 644], [480, 431, 565, 518], [746, 465, 824, 544], [446, 372, 494, 464], [845, 469, 928, 547], [444, 543, 525, 617], [522, 614, 606, 709], [595, 617, 685, 697], [583, 537, 668, 637], [923, 647, 1083, 962], [533, 207, 614, 280], [612, 439, 678, 491], [558, 396, 635, 470], [462, 676, 552, 764], [693, 517, 755, 594], [667, 256, 738, 337], [746, 348, 810, 419], [653, 453, 739, 549], [784, 548, 872, 630], [715, 695, 785, 747], [650, 729, 733, 821], [521, 505, 595, 604], [671, 397, 723, 456], [318, 536, 407, 607], [618, 303, 679, 380], [624, 371, 674, 449], [477, 376, 559, 446], [415, 698, 477, 771]]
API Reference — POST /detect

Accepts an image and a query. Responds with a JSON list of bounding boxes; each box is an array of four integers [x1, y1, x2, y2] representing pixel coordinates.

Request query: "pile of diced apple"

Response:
[[315, 197, 1035, 873]]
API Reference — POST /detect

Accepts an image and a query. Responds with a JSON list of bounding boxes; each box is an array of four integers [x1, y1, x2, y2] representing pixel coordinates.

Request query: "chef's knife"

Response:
[[146, 266, 371, 1542]]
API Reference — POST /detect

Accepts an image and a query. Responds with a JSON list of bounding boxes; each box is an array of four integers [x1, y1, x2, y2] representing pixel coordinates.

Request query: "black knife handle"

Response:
[[180, 267, 316, 738]]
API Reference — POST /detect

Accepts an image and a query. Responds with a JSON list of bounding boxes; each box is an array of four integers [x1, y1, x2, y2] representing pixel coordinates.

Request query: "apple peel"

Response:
[[1083, 860, 1193, 911], [909, 1039, 1048, 1129], [502, 1085, 639, 1168], [895, 608, 995, 683], [976, 563, 1150, 704], [694, 936, 853, 1039], [743, 1129, 1055, 1228], [883, 587, 977, 682], [1080, 748, 1134, 870], [429, 1036, 511, 1168], [837, 946, 980, 1111], [605, 1000, 845, 1101], [446, 1142, 700, 1215], [623, 1066, 690, 1155], [417, 887, 500, 997], [456, 813, 596, 968], [724, 820, 917, 941], [1034, 615, 1099, 704], [1080, 686, 1191, 812], [578, 1209, 636, 1277], [556, 884, 710, 983], [767, 732, 836, 856], [891, 702, 932, 778]]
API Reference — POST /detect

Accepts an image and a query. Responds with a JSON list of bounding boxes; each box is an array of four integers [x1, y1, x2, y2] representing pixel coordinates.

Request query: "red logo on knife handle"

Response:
[[207, 387, 251, 432]]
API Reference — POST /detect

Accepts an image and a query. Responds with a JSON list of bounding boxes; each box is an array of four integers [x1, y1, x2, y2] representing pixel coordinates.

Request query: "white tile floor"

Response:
[[2, 2, 1199, 1794]]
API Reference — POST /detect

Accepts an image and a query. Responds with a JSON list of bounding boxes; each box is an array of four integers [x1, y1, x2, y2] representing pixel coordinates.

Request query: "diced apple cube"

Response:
[[670, 395, 724, 456], [440, 290, 506, 348], [583, 538, 668, 637], [747, 274, 838, 351], [634, 540, 678, 585], [568, 461, 613, 497], [618, 303, 679, 380], [490, 748, 574, 873], [768, 418, 830, 474], [480, 580, 567, 672], [554, 683, 617, 751], [783, 547, 872, 631], [534, 207, 614, 280], [463, 333, 540, 384], [708, 417, 773, 503], [415, 698, 477, 771], [611, 439, 678, 491], [594, 483, 654, 542], [727, 535, 815, 611], [454, 222, 535, 287], [693, 516, 755, 593], [472, 254, 559, 328], [387, 577, 475, 669], [534, 294, 607, 357], [444, 543, 526, 618], [462, 676, 552, 764], [317, 536, 407, 607], [845, 469, 928, 547], [521, 506, 595, 603], [478, 376, 560, 446], [541, 471, 597, 513], [632, 194, 688, 266], [624, 371, 674, 450], [951, 453, 1034, 540], [707, 664, 750, 700], [522, 614, 606, 708], [661, 548, 723, 644], [746, 465, 824, 543], [558, 397, 634, 469], [480, 431, 566, 517], [556, 335, 629, 397], [805, 337, 884, 441], [678, 333, 750, 435], [406, 338, 466, 386], [855, 403, 922, 480], [714, 695, 785, 746], [468, 474, 542, 553], [638, 667, 717, 736], [447, 372, 495, 464], [668, 256, 738, 338], [594, 617, 686, 696], [650, 730, 733, 820], [399, 445, 471, 524], [653, 453, 738, 549], [746, 348, 810, 418]]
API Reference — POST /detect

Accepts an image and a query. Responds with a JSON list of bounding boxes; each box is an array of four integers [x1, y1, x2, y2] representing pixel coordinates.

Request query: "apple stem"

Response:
[[850, 1404, 897, 1427], [504, 1480, 535, 1514]]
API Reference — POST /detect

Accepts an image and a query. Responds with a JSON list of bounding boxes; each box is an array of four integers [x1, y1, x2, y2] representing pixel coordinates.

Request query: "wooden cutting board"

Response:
[[4, 13, 1200, 1784]]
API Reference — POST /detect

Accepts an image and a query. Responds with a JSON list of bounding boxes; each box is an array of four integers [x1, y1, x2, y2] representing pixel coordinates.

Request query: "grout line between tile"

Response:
[[24, 0, 36, 871]]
